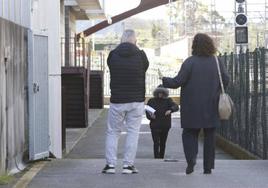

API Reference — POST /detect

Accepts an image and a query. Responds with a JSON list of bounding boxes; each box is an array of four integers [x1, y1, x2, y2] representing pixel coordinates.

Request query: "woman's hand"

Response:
[[158, 69, 163, 80], [165, 110, 172, 116], [150, 113, 156, 119]]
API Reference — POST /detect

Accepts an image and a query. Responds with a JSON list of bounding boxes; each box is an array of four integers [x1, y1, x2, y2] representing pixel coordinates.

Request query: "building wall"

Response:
[[0, 1, 62, 173], [70, 11, 76, 38], [61, 5, 77, 38], [60, 0, 65, 38], [31, 0, 62, 158], [0, 0, 30, 27], [0, 18, 28, 175]]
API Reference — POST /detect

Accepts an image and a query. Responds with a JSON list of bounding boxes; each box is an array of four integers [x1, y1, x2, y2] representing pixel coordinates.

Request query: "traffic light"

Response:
[[235, 0, 248, 45]]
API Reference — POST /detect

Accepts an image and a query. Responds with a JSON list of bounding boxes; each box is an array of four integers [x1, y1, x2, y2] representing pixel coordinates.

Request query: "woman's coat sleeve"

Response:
[[162, 61, 192, 89]]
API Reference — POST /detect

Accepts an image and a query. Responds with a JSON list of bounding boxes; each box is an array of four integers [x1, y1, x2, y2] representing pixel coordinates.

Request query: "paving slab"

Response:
[[26, 109, 266, 188], [67, 110, 233, 160], [65, 109, 104, 154], [28, 159, 268, 188]]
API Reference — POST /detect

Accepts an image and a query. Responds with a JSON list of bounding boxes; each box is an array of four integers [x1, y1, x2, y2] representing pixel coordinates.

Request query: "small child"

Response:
[[146, 85, 179, 159]]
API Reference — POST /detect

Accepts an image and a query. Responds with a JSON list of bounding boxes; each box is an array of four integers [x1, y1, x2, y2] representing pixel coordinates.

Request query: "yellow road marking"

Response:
[[13, 161, 47, 188]]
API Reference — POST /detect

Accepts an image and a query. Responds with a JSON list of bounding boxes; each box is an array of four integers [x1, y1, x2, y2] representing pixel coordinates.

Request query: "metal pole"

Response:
[[257, 32, 259, 47], [265, 0, 268, 48], [234, 0, 237, 53], [169, 0, 172, 43], [82, 38, 85, 67], [261, 48, 267, 159], [74, 37, 77, 67], [244, 0, 248, 51], [65, 6, 71, 67], [92, 20, 95, 51]]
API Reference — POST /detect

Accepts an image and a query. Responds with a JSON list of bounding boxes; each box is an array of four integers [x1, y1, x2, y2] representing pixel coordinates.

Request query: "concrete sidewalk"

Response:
[[65, 109, 104, 154], [22, 109, 268, 188], [27, 159, 268, 188], [67, 110, 232, 160]]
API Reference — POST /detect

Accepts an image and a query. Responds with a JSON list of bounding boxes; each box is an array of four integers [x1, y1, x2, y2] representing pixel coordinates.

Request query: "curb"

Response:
[[216, 134, 259, 160], [13, 162, 47, 188]]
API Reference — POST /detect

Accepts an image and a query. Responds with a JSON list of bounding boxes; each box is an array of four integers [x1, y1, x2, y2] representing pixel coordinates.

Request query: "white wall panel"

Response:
[[14, 0, 21, 25], [0, 0, 30, 28], [32, 1, 44, 31], [31, 0, 62, 157], [20, 0, 30, 28], [0, 0, 3, 17], [3, 0, 9, 19], [47, 0, 61, 75], [47, 0, 62, 157], [0, 0, 62, 159], [60, 1, 65, 38], [9, 0, 15, 22], [48, 76, 62, 158]]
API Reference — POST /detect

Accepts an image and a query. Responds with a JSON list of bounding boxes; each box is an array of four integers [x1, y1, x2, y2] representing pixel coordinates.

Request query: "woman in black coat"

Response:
[[146, 85, 179, 159], [159, 33, 229, 174]]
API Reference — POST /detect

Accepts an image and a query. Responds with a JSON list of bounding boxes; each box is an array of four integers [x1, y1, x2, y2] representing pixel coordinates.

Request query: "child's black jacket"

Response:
[[146, 98, 179, 130]]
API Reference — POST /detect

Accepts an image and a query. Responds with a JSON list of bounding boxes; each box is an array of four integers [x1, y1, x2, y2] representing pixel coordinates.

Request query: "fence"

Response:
[[61, 38, 91, 132], [218, 48, 268, 159], [61, 38, 91, 68], [90, 51, 105, 71]]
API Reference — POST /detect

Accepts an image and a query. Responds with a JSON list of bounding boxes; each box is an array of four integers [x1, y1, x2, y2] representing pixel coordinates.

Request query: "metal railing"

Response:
[[61, 38, 91, 68], [218, 48, 268, 159], [90, 51, 105, 71]]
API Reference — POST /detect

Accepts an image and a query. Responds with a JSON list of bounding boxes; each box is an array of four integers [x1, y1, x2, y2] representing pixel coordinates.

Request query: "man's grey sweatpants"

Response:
[[105, 102, 144, 166]]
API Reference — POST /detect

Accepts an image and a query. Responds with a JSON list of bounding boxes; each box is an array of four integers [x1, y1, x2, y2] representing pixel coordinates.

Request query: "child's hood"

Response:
[[153, 85, 169, 98]]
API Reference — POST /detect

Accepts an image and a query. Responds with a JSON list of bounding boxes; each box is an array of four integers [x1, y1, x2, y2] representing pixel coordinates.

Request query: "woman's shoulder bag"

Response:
[[215, 56, 234, 120]]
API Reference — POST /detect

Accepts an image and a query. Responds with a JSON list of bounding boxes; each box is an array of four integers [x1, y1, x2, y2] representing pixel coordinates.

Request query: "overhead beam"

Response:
[[78, 0, 177, 37]]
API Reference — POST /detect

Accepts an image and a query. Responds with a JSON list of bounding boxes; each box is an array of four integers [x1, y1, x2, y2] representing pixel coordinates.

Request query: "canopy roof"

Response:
[[78, 0, 177, 37], [65, 0, 106, 20]]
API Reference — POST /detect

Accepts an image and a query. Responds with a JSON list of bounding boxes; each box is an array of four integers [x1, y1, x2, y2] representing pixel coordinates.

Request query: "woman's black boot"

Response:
[[186, 162, 196, 175], [204, 169, 212, 174]]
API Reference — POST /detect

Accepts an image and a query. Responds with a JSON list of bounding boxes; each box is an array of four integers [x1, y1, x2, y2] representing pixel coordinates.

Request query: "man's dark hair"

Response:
[[192, 33, 217, 57]]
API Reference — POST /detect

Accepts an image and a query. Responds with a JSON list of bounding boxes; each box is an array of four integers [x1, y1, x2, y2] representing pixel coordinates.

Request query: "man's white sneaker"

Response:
[[122, 165, 139, 174], [102, 165, 115, 174]]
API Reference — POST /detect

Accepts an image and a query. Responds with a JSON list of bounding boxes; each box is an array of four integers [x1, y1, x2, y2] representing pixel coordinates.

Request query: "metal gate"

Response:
[[28, 31, 49, 160]]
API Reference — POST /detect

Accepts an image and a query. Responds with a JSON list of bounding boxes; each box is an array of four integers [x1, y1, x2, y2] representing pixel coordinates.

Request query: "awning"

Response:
[[78, 0, 177, 37], [64, 0, 106, 20]]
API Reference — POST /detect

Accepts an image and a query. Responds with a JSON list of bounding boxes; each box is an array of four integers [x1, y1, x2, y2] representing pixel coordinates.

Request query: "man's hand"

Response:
[[158, 69, 163, 80], [165, 110, 172, 116]]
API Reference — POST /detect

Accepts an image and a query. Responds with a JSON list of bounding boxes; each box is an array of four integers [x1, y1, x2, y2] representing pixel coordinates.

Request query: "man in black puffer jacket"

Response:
[[108, 38, 149, 103], [102, 30, 149, 175]]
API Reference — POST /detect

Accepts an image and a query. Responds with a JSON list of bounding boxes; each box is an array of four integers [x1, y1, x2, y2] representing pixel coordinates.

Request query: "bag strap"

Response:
[[215, 55, 225, 94]]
